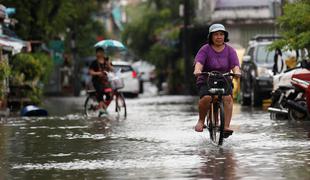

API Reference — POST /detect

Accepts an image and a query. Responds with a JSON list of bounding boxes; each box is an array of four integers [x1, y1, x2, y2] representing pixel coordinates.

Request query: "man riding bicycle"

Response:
[[193, 23, 241, 134], [88, 48, 113, 112]]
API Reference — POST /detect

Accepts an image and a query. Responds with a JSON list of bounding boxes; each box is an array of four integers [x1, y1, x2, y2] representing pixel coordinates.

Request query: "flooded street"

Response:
[[1, 94, 310, 179]]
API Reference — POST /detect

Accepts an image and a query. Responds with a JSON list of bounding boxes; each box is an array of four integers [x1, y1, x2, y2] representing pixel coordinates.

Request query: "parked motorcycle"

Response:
[[287, 70, 310, 120], [268, 60, 310, 121]]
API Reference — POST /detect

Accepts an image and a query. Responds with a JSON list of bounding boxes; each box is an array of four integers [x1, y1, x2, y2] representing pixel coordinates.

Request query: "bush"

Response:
[[32, 53, 54, 83], [11, 53, 42, 81], [10, 53, 53, 104], [0, 59, 11, 81], [0, 59, 11, 97]]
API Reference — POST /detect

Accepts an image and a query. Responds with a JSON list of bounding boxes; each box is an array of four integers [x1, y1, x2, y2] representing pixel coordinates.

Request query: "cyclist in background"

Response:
[[193, 23, 241, 133], [89, 48, 113, 111]]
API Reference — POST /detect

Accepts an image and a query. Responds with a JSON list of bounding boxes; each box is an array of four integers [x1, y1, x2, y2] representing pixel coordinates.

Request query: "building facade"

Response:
[[193, 0, 283, 48]]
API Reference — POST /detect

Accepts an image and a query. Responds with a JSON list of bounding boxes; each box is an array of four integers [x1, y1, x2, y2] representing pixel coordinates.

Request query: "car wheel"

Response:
[[240, 91, 251, 106], [240, 80, 251, 106], [251, 81, 262, 107]]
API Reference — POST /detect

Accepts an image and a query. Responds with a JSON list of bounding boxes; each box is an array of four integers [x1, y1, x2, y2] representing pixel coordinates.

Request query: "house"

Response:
[[194, 0, 283, 48], [0, 4, 27, 115]]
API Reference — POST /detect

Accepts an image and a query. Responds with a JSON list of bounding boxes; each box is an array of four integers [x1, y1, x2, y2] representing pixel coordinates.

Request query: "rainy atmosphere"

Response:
[[0, 0, 310, 179]]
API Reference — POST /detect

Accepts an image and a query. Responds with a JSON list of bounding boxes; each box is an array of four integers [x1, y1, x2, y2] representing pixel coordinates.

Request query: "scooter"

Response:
[[286, 70, 310, 120], [268, 60, 310, 120]]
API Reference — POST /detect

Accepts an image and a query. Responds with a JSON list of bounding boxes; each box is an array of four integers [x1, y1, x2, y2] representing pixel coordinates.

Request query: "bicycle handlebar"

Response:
[[195, 71, 240, 78]]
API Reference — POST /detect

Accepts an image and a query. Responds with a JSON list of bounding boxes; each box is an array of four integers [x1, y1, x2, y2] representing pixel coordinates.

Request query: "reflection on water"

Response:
[[198, 147, 237, 180], [0, 96, 310, 179]]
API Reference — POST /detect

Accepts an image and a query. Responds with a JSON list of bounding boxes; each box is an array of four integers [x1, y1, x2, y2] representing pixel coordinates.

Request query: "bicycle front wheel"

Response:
[[115, 92, 127, 118], [84, 95, 99, 117], [208, 102, 225, 145]]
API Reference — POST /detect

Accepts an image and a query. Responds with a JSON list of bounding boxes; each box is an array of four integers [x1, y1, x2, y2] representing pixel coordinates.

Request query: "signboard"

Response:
[[48, 40, 64, 65]]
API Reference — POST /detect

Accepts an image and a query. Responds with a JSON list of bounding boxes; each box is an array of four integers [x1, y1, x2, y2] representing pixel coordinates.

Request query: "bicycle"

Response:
[[84, 72, 127, 118], [198, 71, 236, 145]]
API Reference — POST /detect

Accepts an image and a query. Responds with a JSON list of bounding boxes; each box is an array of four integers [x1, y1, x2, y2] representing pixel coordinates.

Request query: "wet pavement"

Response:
[[1, 92, 310, 179]]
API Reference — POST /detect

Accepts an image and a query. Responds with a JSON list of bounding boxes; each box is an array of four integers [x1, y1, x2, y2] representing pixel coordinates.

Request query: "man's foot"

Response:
[[195, 121, 204, 132], [223, 128, 233, 138], [224, 128, 234, 133], [98, 109, 107, 117]]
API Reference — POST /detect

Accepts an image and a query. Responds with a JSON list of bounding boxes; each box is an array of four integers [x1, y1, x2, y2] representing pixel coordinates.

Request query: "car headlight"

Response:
[[257, 67, 273, 77]]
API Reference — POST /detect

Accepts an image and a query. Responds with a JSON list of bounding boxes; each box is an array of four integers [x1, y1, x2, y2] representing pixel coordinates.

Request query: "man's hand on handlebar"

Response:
[[233, 73, 241, 78], [193, 69, 202, 77], [98, 71, 107, 77]]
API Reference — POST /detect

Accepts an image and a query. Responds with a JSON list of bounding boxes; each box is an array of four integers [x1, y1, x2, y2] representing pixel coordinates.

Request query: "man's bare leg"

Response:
[[195, 96, 211, 132], [223, 95, 233, 131]]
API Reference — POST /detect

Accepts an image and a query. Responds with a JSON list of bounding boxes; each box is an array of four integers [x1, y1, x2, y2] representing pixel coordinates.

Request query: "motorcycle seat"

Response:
[[278, 85, 293, 90]]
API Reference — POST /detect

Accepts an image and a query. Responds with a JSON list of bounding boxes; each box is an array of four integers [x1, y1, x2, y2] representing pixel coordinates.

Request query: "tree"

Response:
[[122, 1, 186, 94], [272, 0, 310, 59], [2, 0, 107, 57]]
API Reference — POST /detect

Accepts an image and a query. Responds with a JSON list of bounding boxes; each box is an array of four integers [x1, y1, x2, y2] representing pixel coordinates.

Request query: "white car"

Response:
[[112, 61, 140, 97], [132, 60, 156, 82]]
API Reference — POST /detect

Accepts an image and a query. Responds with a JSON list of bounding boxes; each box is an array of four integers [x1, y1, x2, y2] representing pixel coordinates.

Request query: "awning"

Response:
[[0, 35, 26, 54]]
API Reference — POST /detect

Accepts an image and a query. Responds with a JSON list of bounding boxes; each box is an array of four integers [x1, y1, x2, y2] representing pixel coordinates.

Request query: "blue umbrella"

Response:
[[94, 39, 126, 53]]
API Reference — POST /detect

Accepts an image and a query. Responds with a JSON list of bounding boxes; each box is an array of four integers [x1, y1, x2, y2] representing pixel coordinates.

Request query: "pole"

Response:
[[183, 0, 192, 94], [71, 27, 81, 96]]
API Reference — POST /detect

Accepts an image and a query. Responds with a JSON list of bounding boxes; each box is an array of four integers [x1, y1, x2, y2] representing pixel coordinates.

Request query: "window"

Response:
[[256, 45, 275, 64], [247, 47, 254, 60], [113, 65, 133, 73]]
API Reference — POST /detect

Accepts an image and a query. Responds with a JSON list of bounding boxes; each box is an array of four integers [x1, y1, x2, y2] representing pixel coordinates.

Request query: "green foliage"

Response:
[[122, 1, 186, 94], [31, 53, 54, 83], [0, 59, 11, 97], [123, 7, 170, 57], [10, 53, 53, 104], [73, 21, 106, 57], [0, 60, 11, 81], [146, 43, 174, 69], [122, 1, 182, 58], [271, 1, 310, 59], [167, 58, 185, 94], [2, 0, 107, 57], [11, 53, 42, 81]]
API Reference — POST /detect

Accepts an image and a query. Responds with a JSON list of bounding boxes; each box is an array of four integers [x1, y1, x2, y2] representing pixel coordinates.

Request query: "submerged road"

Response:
[[1, 94, 310, 179]]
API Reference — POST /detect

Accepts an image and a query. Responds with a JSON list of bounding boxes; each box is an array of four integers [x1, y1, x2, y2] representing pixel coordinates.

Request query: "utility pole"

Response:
[[182, 0, 192, 95], [71, 25, 81, 96]]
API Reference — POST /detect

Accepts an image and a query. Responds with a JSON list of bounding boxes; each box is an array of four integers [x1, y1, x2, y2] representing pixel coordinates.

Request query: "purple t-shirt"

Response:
[[194, 44, 240, 85]]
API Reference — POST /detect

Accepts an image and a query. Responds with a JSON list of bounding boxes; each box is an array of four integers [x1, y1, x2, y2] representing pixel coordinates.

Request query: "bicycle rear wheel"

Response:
[[115, 92, 127, 118], [84, 94, 99, 117], [207, 102, 225, 145]]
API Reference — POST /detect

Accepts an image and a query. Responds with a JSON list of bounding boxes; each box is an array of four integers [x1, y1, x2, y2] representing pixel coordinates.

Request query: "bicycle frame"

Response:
[[199, 71, 235, 145], [207, 91, 225, 145]]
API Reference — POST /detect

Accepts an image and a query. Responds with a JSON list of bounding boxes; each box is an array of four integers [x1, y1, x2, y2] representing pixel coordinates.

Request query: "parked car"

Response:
[[112, 61, 140, 97], [132, 60, 156, 93], [240, 35, 281, 106], [132, 60, 156, 82]]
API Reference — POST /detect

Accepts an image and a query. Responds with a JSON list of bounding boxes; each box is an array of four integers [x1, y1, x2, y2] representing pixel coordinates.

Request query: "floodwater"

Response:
[[1, 94, 310, 179]]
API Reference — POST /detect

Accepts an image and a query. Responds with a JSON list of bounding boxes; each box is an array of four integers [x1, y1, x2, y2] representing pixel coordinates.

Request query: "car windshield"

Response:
[[113, 65, 133, 73], [256, 44, 275, 64]]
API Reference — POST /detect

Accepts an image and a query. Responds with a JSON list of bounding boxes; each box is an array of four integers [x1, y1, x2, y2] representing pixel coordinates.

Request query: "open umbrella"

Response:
[[94, 39, 126, 53]]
